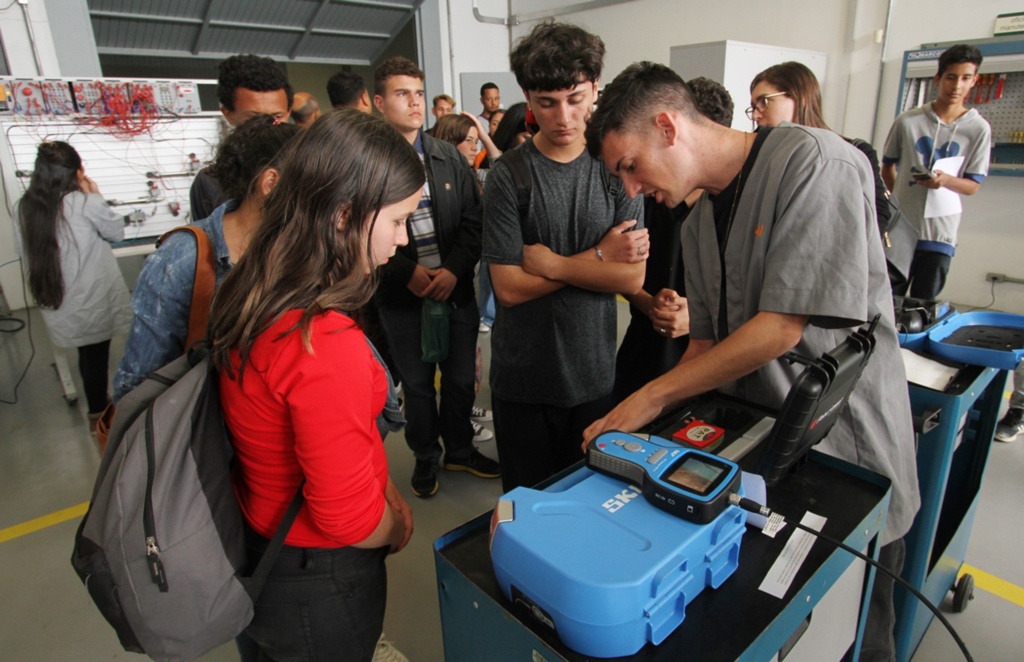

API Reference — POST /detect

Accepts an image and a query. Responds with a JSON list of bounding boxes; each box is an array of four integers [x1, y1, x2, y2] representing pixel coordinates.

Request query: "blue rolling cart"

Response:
[[894, 308, 1023, 660]]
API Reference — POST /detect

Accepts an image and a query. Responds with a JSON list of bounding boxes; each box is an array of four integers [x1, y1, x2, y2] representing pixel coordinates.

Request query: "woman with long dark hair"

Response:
[[15, 141, 131, 430], [209, 108, 421, 661]]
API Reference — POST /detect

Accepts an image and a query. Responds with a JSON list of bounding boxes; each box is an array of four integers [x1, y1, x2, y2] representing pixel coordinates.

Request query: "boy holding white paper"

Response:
[[882, 43, 991, 300]]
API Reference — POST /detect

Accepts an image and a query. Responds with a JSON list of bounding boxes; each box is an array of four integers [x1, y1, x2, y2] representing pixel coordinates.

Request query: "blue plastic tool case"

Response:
[[896, 300, 1024, 369], [923, 311, 1024, 369], [489, 467, 746, 658]]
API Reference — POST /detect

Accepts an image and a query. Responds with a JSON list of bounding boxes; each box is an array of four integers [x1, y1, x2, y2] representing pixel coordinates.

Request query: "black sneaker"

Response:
[[443, 449, 501, 478], [995, 407, 1024, 442], [411, 458, 439, 497]]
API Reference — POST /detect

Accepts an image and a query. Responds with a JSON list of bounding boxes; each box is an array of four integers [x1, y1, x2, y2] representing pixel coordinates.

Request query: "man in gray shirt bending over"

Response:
[[483, 22, 647, 492], [585, 61, 919, 662]]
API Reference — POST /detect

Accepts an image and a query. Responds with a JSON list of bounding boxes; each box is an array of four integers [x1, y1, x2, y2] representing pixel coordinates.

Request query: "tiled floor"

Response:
[[1, 301, 1021, 661]]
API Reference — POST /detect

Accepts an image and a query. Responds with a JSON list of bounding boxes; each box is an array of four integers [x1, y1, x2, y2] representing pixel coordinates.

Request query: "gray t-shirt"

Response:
[[684, 125, 919, 545], [483, 140, 644, 406], [882, 104, 990, 250]]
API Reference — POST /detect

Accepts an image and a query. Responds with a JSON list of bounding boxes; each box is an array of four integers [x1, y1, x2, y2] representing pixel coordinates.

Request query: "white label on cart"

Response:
[[762, 512, 787, 538], [758, 512, 827, 599]]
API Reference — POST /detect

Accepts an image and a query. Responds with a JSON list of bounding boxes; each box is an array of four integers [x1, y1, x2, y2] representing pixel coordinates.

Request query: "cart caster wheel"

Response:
[[953, 574, 974, 613]]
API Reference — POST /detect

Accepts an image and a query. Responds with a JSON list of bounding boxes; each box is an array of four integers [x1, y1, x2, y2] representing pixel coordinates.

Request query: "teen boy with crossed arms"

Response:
[[483, 22, 648, 492]]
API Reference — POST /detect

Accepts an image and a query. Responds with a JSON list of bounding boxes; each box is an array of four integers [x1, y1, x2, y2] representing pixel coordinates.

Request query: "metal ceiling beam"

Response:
[[331, 0, 414, 10], [90, 10, 203, 26], [290, 0, 332, 60], [192, 0, 217, 56], [96, 46, 372, 66], [90, 10, 390, 40]]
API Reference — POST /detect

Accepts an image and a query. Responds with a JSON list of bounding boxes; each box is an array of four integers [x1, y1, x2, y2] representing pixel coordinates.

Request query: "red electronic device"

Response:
[[672, 419, 725, 448]]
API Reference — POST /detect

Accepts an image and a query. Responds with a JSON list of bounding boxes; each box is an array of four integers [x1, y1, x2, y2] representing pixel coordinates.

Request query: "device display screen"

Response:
[[664, 457, 726, 495]]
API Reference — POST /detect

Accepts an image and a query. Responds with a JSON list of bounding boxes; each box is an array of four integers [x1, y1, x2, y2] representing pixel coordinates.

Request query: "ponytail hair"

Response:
[[18, 141, 83, 308]]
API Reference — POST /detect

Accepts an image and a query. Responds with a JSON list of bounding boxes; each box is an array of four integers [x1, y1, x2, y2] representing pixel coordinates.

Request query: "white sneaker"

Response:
[[471, 420, 494, 442], [373, 634, 409, 662], [470, 405, 493, 422], [478, 322, 491, 333]]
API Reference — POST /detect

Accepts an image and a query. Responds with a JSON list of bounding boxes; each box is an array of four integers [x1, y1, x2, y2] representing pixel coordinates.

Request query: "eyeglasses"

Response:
[[744, 92, 788, 120]]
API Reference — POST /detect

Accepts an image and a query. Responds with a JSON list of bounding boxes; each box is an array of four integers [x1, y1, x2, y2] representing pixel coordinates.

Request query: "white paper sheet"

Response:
[[759, 512, 826, 599], [901, 348, 960, 391], [924, 156, 965, 217]]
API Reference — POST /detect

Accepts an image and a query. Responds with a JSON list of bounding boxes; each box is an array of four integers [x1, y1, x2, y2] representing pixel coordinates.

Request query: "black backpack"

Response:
[[71, 345, 302, 661]]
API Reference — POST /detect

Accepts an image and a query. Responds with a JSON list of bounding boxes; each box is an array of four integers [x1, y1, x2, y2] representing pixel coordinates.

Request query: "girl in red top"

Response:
[[209, 109, 423, 661]]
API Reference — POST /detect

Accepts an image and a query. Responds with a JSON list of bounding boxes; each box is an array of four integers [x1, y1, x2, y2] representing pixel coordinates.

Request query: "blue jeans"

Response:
[[378, 298, 480, 462], [478, 261, 496, 327], [239, 528, 389, 662]]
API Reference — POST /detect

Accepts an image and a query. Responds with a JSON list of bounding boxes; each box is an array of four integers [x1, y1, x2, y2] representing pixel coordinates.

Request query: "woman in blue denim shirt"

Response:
[[112, 116, 299, 402]]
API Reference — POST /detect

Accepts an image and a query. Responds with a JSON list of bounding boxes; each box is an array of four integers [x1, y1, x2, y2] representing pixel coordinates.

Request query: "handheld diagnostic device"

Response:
[[587, 432, 741, 524]]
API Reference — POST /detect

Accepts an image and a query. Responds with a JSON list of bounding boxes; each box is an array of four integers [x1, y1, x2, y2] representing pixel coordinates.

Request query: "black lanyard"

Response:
[[711, 127, 771, 339]]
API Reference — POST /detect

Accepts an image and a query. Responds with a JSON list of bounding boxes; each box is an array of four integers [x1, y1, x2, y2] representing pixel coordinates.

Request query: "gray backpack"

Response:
[[70, 345, 302, 661]]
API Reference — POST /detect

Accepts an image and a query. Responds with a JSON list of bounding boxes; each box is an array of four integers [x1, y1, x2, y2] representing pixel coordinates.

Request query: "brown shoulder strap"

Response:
[[156, 226, 217, 351]]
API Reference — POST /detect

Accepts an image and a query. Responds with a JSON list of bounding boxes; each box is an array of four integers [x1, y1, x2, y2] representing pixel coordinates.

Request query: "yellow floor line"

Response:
[[959, 563, 1024, 608], [1, 503, 1023, 611], [0, 502, 88, 544]]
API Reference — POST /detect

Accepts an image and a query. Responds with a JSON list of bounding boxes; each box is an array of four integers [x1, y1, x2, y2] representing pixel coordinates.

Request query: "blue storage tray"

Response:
[[925, 311, 1024, 369], [896, 300, 955, 351], [490, 467, 745, 658]]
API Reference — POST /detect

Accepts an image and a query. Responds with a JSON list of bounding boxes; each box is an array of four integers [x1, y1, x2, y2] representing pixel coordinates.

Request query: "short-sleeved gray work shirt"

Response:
[[683, 124, 920, 545]]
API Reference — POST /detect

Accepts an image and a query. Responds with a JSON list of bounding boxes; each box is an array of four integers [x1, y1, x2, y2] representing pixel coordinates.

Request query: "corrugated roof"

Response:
[[87, 0, 418, 64]]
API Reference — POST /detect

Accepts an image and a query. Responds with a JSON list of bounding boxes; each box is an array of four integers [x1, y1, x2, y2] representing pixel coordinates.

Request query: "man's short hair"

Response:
[[480, 82, 498, 97], [937, 44, 983, 76], [216, 54, 294, 112], [433, 94, 456, 108], [327, 71, 366, 107], [509, 21, 605, 92], [374, 57, 424, 96], [687, 77, 734, 128], [586, 61, 704, 161]]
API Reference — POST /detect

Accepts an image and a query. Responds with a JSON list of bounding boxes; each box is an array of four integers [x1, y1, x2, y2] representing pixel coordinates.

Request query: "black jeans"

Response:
[[239, 528, 389, 662], [859, 538, 906, 662], [378, 299, 480, 463], [896, 250, 952, 301], [76, 340, 111, 414], [492, 394, 613, 492]]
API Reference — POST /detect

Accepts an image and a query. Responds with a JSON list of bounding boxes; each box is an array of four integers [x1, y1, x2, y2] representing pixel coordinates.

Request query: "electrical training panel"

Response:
[[0, 77, 223, 243]]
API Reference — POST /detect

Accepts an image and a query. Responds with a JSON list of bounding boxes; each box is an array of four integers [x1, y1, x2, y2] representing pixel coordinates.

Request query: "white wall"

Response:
[[434, 0, 512, 108], [0, 0, 64, 310], [492, 0, 1024, 313], [509, 0, 865, 133]]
